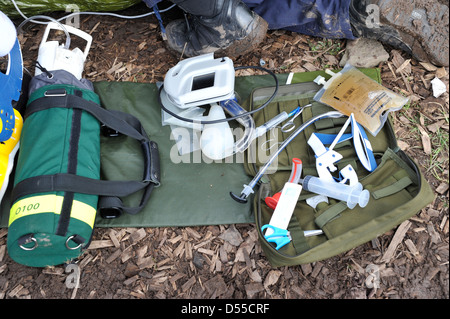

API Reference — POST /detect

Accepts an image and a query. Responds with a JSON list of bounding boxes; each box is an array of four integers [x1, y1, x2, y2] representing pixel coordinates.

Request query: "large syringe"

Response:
[[301, 175, 370, 209]]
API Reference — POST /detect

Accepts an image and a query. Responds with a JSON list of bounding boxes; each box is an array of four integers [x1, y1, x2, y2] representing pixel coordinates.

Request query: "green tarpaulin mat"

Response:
[[0, 69, 381, 228], [92, 80, 255, 227]]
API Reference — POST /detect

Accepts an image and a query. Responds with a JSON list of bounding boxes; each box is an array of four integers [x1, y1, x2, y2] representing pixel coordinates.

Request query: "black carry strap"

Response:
[[14, 88, 161, 219]]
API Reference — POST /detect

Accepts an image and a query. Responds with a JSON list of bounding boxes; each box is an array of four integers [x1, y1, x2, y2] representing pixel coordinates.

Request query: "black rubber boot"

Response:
[[165, 0, 268, 57], [350, 0, 449, 66]]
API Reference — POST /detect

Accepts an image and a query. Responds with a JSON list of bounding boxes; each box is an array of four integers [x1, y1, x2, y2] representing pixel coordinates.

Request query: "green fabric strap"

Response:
[[288, 214, 310, 254], [315, 169, 413, 229], [371, 173, 413, 199], [315, 202, 347, 229]]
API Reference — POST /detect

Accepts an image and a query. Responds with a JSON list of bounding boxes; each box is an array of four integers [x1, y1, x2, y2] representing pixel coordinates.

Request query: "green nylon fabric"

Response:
[[247, 70, 435, 267], [7, 84, 101, 267], [256, 168, 434, 267], [7, 213, 94, 267], [0, 69, 388, 230], [0, 69, 434, 268], [1, 76, 280, 228], [13, 84, 101, 209]]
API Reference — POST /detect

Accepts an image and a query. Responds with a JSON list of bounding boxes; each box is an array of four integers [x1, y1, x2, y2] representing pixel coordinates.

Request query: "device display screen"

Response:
[[191, 72, 215, 91]]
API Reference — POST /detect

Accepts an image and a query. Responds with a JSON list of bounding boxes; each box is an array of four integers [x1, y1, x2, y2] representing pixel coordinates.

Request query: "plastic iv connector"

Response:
[[231, 110, 344, 203], [301, 175, 370, 209]]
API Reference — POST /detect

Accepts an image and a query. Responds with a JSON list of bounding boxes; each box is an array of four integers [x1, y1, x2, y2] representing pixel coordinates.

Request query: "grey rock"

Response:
[[340, 38, 390, 68]]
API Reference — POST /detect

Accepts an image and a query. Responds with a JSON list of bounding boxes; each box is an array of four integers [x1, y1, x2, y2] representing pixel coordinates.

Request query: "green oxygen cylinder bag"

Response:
[[7, 83, 160, 267]]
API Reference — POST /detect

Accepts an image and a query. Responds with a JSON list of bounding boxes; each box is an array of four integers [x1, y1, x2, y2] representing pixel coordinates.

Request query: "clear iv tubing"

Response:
[[17, 15, 71, 49], [230, 110, 344, 203], [220, 98, 256, 154], [214, 102, 298, 158], [221, 102, 299, 155], [11, 0, 176, 50]]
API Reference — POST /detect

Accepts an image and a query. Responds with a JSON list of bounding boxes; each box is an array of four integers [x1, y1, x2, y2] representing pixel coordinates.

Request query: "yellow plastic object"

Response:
[[0, 108, 23, 202]]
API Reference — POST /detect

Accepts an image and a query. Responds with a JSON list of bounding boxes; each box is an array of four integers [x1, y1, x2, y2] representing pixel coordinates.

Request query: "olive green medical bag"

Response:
[[7, 84, 160, 267], [243, 81, 434, 267]]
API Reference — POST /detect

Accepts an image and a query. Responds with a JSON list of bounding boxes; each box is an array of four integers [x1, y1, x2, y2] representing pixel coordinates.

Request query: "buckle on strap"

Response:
[[101, 124, 122, 137], [44, 89, 67, 97]]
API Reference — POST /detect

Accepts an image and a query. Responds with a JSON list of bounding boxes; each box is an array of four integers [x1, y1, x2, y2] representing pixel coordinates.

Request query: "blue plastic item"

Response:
[[261, 224, 324, 250], [261, 224, 291, 250], [0, 38, 23, 142]]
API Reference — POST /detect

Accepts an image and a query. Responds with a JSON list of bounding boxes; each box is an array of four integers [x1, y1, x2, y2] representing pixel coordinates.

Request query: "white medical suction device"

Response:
[[162, 53, 236, 109], [159, 53, 279, 160], [159, 53, 256, 160]]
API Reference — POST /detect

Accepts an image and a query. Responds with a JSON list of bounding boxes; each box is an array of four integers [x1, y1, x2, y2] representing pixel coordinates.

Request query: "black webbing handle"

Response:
[[18, 89, 161, 218]]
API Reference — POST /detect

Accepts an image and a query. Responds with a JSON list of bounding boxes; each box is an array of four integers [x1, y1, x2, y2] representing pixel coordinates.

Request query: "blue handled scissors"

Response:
[[261, 224, 323, 250], [281, 104, 312, 133], [261, 225, 292, 250]]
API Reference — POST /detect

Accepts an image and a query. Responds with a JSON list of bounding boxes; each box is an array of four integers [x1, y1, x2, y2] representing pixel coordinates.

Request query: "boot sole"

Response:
[[216, 15, 268, 58], [166, 14, 268, 58], [377, 0, 449, 66]]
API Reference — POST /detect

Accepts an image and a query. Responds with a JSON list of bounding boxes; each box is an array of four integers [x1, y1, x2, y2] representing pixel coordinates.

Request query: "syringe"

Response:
[[253, 107, 301, 138], [301, 175, 370, 209]]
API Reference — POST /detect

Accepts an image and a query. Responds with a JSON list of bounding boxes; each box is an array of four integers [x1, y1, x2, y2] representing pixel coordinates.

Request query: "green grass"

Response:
[[309, 39, 342, 56], [398, 102, 449, 183], [428, 119, 449, 183]]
